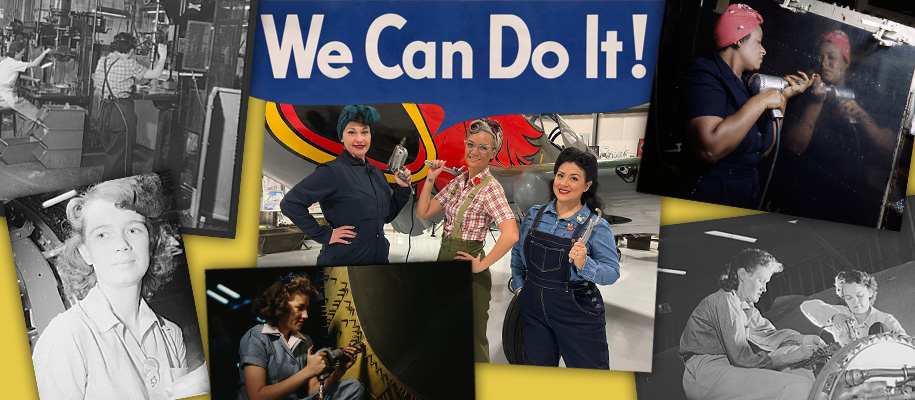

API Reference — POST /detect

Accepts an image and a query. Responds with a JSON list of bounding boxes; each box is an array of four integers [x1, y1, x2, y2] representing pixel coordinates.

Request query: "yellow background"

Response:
[[0, 97, 909, 399]]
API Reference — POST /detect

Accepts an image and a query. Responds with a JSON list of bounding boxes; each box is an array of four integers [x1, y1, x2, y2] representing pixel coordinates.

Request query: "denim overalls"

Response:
[[519, 204, 609, 369]]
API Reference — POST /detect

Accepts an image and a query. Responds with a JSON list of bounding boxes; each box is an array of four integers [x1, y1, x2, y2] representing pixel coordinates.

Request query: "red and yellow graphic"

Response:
[[265, 102, 441, 184]]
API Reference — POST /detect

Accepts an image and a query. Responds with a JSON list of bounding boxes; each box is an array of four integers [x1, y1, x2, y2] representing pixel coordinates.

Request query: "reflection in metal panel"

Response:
[[753, 0, 915, 229]]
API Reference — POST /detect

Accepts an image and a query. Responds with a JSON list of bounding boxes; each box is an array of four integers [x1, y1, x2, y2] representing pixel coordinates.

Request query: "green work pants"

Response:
[[438, 237, 492, 363]]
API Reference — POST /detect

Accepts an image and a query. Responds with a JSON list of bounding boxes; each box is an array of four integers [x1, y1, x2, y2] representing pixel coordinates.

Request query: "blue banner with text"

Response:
[[250, 0, 664, 127]]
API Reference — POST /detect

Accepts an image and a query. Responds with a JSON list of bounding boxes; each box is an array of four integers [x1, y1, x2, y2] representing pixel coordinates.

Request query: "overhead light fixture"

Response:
[[788, 220, 798, 224], [230, 299, 253, 311], [206, 289, 229, 304], [704, 230, 757, 243], [217, 284, 241, 299], [42, 190, 77, 208]]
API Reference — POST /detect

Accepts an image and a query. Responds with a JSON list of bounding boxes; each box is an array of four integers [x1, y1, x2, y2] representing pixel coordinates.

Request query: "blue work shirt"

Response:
[[280, 150, 412, 266], [682, 53, 775, 208], [510, 202, 620, 293], [237, 324, 313, 400]]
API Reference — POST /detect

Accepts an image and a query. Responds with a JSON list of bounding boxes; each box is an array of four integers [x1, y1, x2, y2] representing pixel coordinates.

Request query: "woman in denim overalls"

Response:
[[509, 147, 621, 369], [416, 118, 519, 363]]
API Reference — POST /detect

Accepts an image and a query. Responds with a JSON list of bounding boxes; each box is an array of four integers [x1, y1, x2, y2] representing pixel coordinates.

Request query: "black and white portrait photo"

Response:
[[5, 172, 208, 400]]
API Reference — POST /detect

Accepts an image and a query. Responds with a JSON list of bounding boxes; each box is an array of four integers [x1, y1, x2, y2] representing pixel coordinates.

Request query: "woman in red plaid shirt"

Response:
[[416, 117, 519, 363]]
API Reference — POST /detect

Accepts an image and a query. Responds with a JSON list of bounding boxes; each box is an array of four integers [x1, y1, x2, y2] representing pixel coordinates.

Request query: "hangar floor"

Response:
[[258, 224, 657, 372]]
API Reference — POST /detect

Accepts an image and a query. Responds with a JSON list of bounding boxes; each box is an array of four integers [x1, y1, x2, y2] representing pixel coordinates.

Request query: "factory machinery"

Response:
[[1, 0, 246, 234], [5, 193, 70, 350], [5, 0, 178, 103]]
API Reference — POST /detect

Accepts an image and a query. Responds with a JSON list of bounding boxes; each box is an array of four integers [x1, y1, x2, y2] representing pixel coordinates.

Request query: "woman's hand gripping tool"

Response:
[[569, 208, 602, 263]]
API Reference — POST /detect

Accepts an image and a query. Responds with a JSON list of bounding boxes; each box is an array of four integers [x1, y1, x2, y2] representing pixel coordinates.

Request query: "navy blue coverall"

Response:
[[280, 150, 412, 266]]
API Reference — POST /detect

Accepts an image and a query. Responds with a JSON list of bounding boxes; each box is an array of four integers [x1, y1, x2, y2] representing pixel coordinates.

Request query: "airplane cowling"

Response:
[[809, 333, 915, 400], [322, 264, 476, 400], [511, 171, 552, 215]]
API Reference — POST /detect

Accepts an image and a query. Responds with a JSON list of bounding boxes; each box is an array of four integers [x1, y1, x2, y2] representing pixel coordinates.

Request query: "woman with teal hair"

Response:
[[280, 105, 413, 265]]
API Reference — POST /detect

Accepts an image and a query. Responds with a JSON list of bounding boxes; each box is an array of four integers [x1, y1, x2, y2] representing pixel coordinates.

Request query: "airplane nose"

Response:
[[512, 171, 551, 213]]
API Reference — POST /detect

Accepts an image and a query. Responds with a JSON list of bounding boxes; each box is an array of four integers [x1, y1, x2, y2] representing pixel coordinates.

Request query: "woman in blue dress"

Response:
[[683, 4, 812, 208], [237, 274, 364, 400]]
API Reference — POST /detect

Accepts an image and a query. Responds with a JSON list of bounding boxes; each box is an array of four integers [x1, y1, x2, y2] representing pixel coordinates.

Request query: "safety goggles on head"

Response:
[[464, 140, 493, 153]]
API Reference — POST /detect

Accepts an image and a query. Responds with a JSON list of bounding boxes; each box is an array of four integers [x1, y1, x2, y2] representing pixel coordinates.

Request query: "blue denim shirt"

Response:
[[509, 202, 620, 292], [237, 324, 313, 400]]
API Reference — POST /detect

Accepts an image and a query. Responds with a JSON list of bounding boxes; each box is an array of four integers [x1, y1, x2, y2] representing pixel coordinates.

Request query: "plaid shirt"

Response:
[[93, 54, 148, 99], [434, 168, 514, 241]]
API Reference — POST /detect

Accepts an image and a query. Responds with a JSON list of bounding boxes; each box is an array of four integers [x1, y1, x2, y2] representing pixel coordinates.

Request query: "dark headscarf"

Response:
[[336, 104, 381, 140]]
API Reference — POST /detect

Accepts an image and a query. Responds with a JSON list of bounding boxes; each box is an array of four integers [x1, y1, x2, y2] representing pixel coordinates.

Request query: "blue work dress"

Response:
[[682, 53, 775, 209]]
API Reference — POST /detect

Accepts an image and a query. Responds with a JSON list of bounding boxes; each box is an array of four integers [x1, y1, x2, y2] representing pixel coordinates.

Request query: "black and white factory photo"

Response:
[[636, 196, 915, 400], [0, 0, 252, 237], [5, 172, 208, 400]]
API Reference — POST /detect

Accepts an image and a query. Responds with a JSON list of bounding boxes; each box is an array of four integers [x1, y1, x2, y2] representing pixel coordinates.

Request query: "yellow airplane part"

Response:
[[265, 102, 435, 185], [323, 267, 425, 400]]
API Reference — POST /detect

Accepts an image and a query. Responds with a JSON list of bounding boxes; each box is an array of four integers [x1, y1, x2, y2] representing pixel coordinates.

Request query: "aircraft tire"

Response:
[[502, 294, 524, 364]]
